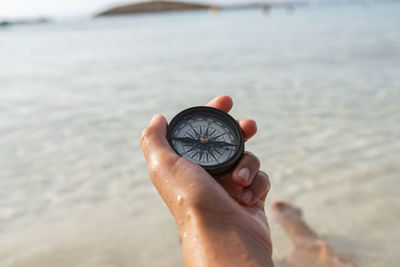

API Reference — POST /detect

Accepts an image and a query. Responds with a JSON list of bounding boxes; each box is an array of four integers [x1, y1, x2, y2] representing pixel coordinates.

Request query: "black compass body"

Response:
[[167, 106, 244, 178]]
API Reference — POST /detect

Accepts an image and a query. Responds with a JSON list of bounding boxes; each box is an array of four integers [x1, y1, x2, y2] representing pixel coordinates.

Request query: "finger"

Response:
[[140, 114, 177, 165], [238, 119, 257, 141], [240, 170, 270, 206], [206, 96, 257, 141], [206, 95, 233, 113], [232, 152, 260, 187], [217, 174, 242, 201]]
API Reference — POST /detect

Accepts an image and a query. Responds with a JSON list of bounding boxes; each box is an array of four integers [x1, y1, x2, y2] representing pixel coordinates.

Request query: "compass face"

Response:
[[167, 106, 244, 177]]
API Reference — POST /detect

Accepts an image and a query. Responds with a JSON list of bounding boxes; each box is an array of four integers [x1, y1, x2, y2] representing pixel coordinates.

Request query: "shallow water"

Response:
[[1, 2, 399, 266]]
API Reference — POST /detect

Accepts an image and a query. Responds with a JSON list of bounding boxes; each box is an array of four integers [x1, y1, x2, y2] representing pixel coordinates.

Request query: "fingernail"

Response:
[[240, 190, 253, 204], [237, 167, 250, 184]]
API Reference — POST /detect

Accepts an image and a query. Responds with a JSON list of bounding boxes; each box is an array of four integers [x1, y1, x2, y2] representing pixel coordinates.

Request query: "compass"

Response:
[[167, 106, 244, 178]]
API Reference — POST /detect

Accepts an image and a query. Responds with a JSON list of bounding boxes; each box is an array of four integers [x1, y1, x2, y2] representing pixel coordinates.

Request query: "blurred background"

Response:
[[0, 0, 399, 266]]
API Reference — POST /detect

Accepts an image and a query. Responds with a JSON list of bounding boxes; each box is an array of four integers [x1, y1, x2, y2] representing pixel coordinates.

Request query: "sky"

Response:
[[0, 0, 267, 19], [0, 0, 128, 19]]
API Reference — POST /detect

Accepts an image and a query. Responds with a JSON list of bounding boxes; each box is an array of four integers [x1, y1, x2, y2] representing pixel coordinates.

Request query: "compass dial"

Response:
[[167, 106, 244, 178]]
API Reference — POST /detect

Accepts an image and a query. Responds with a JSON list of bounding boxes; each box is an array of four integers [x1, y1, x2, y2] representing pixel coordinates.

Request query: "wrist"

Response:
[[176, 201, 236, 234], [177, 206, 273, 267]]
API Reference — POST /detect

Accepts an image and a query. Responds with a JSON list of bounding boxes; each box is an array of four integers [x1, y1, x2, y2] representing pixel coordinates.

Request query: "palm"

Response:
[[214, 175, 271, 249]]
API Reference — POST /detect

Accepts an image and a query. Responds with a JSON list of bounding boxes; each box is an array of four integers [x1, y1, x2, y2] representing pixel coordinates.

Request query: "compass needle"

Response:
[[212, 141, 238, 148]]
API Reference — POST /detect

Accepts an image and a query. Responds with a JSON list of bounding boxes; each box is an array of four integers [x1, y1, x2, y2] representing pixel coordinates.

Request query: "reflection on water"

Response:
[[0, 3, 399, 267]]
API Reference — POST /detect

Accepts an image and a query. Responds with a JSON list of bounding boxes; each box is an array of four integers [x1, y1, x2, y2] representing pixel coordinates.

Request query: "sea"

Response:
[[0, 2, 399, 266]]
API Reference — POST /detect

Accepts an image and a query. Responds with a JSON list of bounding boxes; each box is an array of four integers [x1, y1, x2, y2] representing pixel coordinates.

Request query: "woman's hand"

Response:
[[140, 95, 273, 267]]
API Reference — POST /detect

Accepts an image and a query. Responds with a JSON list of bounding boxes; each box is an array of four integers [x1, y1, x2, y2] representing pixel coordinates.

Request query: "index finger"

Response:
[[206, 95, 257, 141], [206, 95, 233, 113]]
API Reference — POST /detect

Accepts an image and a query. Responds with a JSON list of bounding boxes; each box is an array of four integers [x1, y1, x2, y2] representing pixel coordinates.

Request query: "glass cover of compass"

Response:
[[167, 106, 244, 178]]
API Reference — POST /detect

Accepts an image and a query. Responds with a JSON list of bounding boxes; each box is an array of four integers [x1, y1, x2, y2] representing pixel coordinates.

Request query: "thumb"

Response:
[[140, 114, 176, 165]]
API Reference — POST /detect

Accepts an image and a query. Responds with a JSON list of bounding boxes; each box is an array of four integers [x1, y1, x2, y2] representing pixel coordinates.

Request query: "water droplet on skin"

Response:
[[177, 195, 184, 206], [165, 179, 169, 183], [183, 232, 188, 238], [190, 183, 195, 187], [179, 221, 184, 226], [240, 253, 250, 260]]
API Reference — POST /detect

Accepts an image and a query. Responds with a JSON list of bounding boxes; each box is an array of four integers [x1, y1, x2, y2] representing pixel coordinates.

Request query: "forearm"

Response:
[[179, 210, 274, 267]]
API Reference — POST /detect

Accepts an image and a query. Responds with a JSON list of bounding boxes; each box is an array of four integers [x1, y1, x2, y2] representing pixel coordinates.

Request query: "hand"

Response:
[[140, 95, 273, 267]]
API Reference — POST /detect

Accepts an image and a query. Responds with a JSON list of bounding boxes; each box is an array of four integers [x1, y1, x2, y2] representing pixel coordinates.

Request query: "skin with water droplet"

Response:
[[240, 253, 250, 260], [177, 195, 184, 206]]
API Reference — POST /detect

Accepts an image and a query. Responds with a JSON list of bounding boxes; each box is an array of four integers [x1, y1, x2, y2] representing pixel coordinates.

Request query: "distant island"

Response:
[[97, 1, 218, 17], [96, 0, 304, 17]]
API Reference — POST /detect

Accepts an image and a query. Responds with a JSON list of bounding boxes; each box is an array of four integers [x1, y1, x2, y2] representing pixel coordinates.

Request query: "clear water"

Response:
[[0, 2, 399, 266]]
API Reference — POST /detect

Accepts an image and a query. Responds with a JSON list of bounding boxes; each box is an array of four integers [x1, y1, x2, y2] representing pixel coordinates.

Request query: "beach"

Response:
[[0, 2, 400, 266]]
